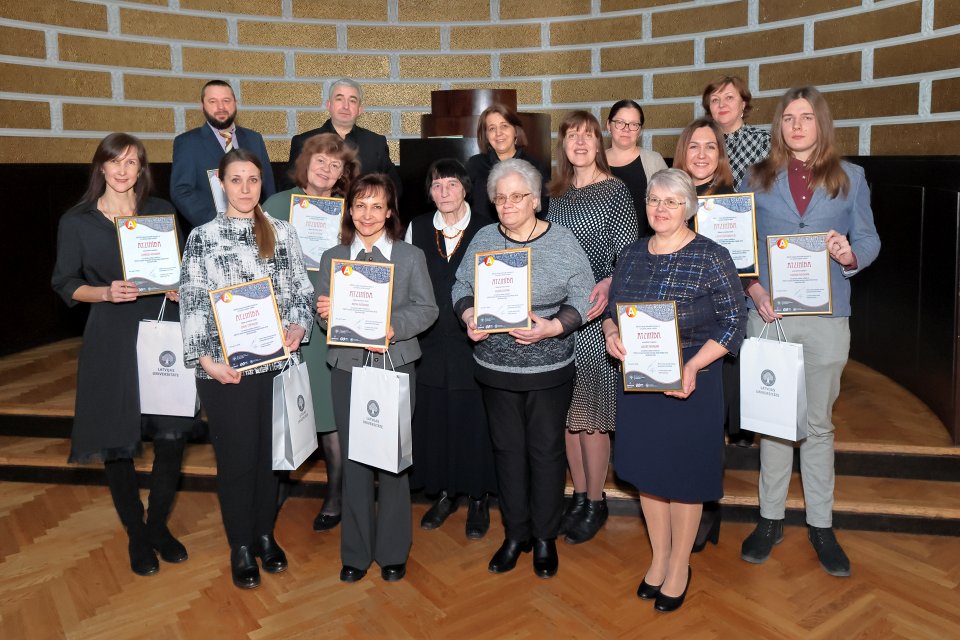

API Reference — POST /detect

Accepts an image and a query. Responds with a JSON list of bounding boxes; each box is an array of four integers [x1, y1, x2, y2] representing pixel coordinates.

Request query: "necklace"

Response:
[[501, 220, 538, 247], [440, 227, 463, 240], [435, 229, 465, 260], [649, 229, 692, 256]]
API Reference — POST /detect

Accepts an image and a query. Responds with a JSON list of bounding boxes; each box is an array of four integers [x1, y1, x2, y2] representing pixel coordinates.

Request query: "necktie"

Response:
[[220, 130, 233, 152]]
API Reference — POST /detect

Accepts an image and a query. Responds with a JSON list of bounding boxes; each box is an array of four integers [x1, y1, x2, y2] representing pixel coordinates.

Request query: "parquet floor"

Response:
[[0, 482, 958, 640]]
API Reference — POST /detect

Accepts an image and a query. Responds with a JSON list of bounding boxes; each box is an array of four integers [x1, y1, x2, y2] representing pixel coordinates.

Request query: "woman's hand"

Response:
[[104, 280, 138, 303], [164, 290, 180, 303], [586, 278, 611, 321], [509, 311, 562, 346], [747, 282, 781, 324], [665, 361, 699, 399], [316, 294, 331, 319], [826, 229, 855, 269], [284, 323, 306, 351], [602, 319, 625, 361], [200, 355, 241, 385], [367, 326, 395, 354], [462, 308, 489, 343]]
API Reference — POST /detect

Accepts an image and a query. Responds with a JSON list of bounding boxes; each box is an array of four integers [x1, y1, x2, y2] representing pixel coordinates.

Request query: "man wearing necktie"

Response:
[[171, 80, 276, 228]]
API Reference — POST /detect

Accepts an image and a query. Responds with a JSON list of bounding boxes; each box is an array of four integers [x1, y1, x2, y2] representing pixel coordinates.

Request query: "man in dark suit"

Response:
[[171, 79, 276, 227], [284, 78, 401, 195]]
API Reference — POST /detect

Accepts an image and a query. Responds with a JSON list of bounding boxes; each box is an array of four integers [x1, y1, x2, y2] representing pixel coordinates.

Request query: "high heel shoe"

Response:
[[692, 507, 721, 553], [636, 578, 662, 600], [654, 567, 691, 613]]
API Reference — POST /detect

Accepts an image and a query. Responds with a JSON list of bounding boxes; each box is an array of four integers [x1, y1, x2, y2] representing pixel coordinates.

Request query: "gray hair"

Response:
[[327, 78, 363, 103], [487, 159, 542, 212], [646, 168, 697, 221]]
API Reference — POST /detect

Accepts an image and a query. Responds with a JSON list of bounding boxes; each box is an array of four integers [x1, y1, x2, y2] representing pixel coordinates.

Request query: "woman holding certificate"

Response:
[[603, 168, 746, 612], [264, 133, 359, 533], [180, 149, 314, 590], [739, 87, 880, 578], [453, 158, 595, 578], [316, 173, 438, 584], [52, 132, 197, 578], [548, 111, 638, 546]]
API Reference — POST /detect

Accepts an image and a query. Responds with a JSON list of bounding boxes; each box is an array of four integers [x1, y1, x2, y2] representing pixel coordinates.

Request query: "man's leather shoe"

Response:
[[465, 495, 490, 539], [312, 512, 341, 532], [230, 546, 260, 589], [381, 563, 406, 581], [654, 566, 691, 613], [741, 517, 784, 564], [253, 533, 287, 573], [421, 491, 458, 530], [532, 538, 558, 578], [340, 565, 367, 583], [808, 526, 851, 577], [488, 538, 532, 573]]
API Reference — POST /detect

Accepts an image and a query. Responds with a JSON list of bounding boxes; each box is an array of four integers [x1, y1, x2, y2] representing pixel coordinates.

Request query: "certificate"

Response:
[[207, 169, 226, 215], [327, 259, 394, 349], [288, 194, 343, 270], [694, 193, 759, 277], [767, 233, 832, 315], [209, 277, 288, 372], [618, 302, 683, 392], [115, 215, 181, 294], [473, 248, 532, 333]]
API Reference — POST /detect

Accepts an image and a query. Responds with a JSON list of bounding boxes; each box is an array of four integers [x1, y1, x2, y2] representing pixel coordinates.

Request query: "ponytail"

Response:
[[252, 204, 276, 259]]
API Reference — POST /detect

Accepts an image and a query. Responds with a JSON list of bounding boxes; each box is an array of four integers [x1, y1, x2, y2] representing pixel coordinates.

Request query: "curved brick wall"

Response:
[[0, 0, 957, 163]]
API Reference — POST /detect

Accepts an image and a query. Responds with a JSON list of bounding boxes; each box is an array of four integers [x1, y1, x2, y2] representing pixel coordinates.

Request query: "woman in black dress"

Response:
[[51, 133, 196, 577], [405, 159, 497, 538]]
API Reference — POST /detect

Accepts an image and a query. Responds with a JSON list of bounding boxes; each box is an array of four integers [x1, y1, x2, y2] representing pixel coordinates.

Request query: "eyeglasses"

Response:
[[493, 192, 531, 206], [610, 119, 642, 132], [645, 196, 684, 210], [313, 156, 343, 172]]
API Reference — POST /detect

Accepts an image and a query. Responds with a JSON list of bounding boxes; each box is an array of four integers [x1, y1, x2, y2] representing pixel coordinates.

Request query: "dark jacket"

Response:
[[465, 147, 550, 222]]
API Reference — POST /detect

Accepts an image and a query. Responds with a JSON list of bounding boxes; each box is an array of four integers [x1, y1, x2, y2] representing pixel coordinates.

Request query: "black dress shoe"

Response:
[[253, 533, 288, 573], [128, 531, 160, 577], [340, 565, 367, 583], [421, 491, 458, 530], [147, 524, 188, 563], [488, 538, 532, 574], [381, 563, 406, 582], [532, 538, 558, 578], [230, 546, 260, 589], [731, 431, 755, 448], [636, 578, 662, 600], [558, 492, 587, 536], [692, 504, 721, 554], [465, 495, 490, 539], [564, 494, 608, 545], [654, 566, 691, 613], [312, 512, 341, 532]]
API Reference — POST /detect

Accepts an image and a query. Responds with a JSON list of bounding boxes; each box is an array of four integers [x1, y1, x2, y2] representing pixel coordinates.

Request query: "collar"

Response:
[[432, 203, 471, 233], [207, 122, 236, 139], [322, 118, 356, 140], [350, 233, 393, 260]]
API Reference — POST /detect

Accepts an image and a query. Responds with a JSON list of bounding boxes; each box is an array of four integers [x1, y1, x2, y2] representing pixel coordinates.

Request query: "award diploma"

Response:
[[767, 233, 832, 315], [473, 248, 532, 333], [209, 277, 289, 372], [115, 215, 181, 294], [207, 169, 227, 215], [288, 194, 343, 270], [694, 193, 759, 276], [327, 260, 394, 349], [618, 302, 683, 392]]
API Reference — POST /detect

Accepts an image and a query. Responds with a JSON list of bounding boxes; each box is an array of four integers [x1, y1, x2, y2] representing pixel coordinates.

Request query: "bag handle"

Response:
[[155, 297, 167, 323], [363, 348, 395, 371], [758, 318, 790, 343]]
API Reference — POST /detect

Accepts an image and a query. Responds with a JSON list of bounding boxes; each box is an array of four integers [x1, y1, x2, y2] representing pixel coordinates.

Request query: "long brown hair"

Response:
[[672, 118, 734, 195], [218, 148, 276, 259], [291, 132, 359, 197], [476, 103, 527, 154], [80, 133, 152, 209], [749, 86, 849, 198], [549, 110, 611, 197], [340, 173, 403, 246]]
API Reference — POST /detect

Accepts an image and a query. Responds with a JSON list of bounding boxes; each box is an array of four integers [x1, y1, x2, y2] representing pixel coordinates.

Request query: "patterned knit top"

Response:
[[725, 124, 771, 191]]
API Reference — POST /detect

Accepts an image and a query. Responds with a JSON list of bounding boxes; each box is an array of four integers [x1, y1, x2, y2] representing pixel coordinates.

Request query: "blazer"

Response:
[[170, 124, 276, 228], [284, 119, 401, 195], [638, 148, 668, 180], [745, 161, 880, 317], [317, 240, 438, 372]]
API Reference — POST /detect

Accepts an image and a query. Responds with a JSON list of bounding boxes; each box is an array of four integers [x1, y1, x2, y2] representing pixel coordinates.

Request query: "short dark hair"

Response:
[[424, 158, 471, 200], [80, 132, 152, 210], [476, 104, 527, 154], [340, 174, 403, 245], [200, 79, 234, 102], [291, 133, 359, 197], [608, 99, 645, 127]]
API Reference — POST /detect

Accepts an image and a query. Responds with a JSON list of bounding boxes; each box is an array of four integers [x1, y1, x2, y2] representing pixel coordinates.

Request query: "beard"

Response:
[[204, 109, 237, 130]]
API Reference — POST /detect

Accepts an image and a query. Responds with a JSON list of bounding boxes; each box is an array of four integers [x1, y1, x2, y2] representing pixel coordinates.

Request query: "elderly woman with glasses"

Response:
[[603, 168, 746, 612]]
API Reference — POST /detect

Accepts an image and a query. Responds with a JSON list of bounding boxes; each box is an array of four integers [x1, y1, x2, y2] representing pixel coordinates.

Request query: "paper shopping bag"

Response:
[[136, 305, 199, 417], [740, 321, 808, 441], [348, 364, 412, 473], [272, 359, 319, 470]]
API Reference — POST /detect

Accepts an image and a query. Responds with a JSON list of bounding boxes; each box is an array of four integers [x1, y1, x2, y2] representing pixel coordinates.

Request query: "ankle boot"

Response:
[[465, 494, 490, 539], [421, 491, 458, 530], [105, 459, 159, 576], [563, 494, 608, 544], [558, 492, 587, 536], [146, 439, 188, 563]]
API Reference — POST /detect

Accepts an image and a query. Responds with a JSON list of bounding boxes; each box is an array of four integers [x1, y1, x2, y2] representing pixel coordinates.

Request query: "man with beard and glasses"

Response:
[[171, 80, 276, 227]]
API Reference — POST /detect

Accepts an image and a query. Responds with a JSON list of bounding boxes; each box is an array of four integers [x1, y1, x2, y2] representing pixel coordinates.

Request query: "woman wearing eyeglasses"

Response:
[[606, 100, 668, 237], [603, 168, 746, 611]]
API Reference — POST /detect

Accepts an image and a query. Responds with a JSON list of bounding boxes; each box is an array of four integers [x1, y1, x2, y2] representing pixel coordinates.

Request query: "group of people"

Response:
[[52, 74, 879, 612]]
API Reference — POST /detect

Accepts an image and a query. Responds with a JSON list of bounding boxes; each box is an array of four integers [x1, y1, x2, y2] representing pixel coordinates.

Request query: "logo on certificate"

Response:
[[366, 400, 380, 417], [297, 395, 305, 412], [220, 292, 233, 303], [341, 265, 353, 276], [298, 198, 309, 208], [776, 238, 789, 250], [124, 219, 137, 230], [159, 351, 176, 367], [483, 256, 495, 267], [703, 199, 715, 211], [761, 369, 776, 386], [625, 306, 637, 318]]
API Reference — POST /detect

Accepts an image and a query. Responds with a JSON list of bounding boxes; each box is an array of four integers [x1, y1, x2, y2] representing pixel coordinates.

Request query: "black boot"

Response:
[[533, 538, 559, 578], [563, 494, 608, 545], [146, 438, 188, 563], [421, 491, 458, 530], [557, 492, 587, 536], [692, 502, 721, 553], [465, 494, 490, 539], [313, 432, 342, 532], [105, 458, 158, 577], [231, 545, 260, 589]]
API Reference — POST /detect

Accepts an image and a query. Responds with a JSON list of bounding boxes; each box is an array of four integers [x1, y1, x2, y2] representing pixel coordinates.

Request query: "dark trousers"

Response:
[[332, 365, 415, 569], [197, 372, 280, 549], [481, 380, 573, 541]]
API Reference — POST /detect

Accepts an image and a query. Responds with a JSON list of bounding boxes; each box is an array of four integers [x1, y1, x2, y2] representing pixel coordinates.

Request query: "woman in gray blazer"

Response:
[[316, 173, 439, 584]]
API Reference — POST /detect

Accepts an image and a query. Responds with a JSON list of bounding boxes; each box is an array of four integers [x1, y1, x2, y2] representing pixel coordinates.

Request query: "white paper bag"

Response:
[[740, 320, 808, 441], [136, 302, 199, 417], [272, 359, 319, 470], [348, 360, 412, 474]]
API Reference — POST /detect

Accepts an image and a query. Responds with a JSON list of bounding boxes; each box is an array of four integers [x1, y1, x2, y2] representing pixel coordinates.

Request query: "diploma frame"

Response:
[[766, 232, 833, 316], [114, 214, 181, 295], [207, 169, 227, 215], [473, 247, 533, 333], [617, 301, 684, 393], [287, 193, 345, 271], [326, 259, 395, 350], [208, 276, 289, 372], [693, 192, 759, 277]]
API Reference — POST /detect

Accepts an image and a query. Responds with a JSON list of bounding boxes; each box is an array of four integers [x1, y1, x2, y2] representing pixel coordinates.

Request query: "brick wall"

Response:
[[0, 0, 957, 163]]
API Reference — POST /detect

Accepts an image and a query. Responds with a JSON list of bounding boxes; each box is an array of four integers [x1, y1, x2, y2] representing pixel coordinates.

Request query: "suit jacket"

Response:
[[170, 124, 276, 228], [317, 240, 438, 372], [283, 120, 401, 195], [746, 161, 880, 317]]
